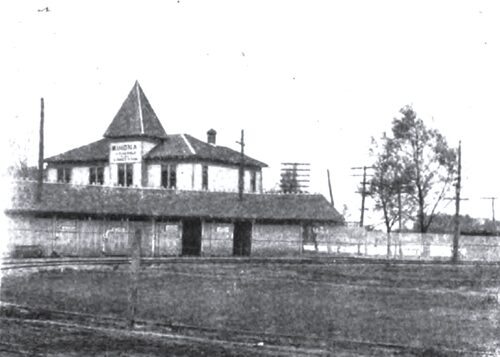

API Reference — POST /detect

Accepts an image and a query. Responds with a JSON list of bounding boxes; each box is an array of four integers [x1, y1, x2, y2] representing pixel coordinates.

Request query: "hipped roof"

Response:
[[7, 181, 343, 224], [103, 81, 167, 139], [45, 135, 267, 167], [145, 134, 267, 167], [45, 138, 111, 163], [45, 82, 266, 167]]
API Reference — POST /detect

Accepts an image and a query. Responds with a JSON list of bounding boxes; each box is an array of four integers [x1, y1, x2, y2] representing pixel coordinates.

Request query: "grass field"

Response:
[[1, 261, 499, 355]]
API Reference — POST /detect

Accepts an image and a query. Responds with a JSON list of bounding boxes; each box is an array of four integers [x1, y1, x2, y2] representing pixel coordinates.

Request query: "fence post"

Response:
[[152, 218, 156, 257], [129, 228, 141, 327], [386, 232, 391, 259], [398, 232, 403, 259]]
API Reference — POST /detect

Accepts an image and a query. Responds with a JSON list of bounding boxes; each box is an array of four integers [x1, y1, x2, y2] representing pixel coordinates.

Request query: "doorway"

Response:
[[233, 221, 252, 256], [182, 219, 202, 256]]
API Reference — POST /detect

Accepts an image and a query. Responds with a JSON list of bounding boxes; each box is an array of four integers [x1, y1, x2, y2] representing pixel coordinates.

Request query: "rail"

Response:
[[1, 302, 492, 356], [1, 257, 498, 356]]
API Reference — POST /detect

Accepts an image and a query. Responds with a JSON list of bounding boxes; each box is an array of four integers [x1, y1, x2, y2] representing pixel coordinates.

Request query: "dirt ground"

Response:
[[1, 260, 499, 356]]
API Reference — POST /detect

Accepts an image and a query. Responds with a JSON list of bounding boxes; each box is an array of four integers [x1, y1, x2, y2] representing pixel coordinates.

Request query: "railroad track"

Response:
[[3, 255, 500, 269], [3, 257, 499, 294], [1, 258, 498, 356], [0, 302, 360, 356], [2, 302, 493, 356]]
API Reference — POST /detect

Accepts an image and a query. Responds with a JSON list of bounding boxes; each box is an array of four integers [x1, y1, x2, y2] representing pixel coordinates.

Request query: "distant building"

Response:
[[5, 82, 343, 257]]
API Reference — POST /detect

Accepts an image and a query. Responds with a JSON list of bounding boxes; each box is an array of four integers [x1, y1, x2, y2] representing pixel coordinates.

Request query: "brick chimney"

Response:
[[207, 129, 217, 145]]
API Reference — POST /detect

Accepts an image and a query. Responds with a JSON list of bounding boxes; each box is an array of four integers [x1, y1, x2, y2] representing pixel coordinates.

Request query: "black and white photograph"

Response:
[[1, 1, 499, 356]]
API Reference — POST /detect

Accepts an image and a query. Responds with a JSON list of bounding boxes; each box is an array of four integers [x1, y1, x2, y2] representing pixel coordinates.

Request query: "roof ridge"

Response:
[[185, 134, 244, 154], [181, 134, 196, 154], [149, 133, 267, 167], [136, 82, 145, 134]]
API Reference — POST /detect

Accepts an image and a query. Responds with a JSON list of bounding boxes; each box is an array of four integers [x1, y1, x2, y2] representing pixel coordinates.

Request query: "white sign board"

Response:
[[109, 142, 141, 163], [216, 226, 230, 234]]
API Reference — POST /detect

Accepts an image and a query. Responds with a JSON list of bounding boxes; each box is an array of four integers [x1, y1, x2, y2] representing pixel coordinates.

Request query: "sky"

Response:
[[1, 0, 499, 228]]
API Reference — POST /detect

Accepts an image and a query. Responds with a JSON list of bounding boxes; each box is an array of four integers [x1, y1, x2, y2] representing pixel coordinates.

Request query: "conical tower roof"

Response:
[[104, 81, 167, 139]]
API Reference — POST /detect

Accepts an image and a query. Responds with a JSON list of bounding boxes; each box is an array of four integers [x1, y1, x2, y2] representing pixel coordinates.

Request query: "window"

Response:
[[118, 164, 133, 187], [57, 167, 71, 183], [202, 165, 208, 190], [89, 166, 104, 185], [161, 164, 177, 189], [250, 171, 257, 192]]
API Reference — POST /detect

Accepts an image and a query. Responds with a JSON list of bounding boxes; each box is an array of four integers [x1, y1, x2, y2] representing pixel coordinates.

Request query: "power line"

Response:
[[280, 163, 310, 193]]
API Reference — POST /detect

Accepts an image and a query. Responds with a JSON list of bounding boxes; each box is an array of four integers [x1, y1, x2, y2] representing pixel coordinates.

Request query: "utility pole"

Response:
[[236, 130, 245, 201], [36, 98, 45, 203], [327, 169, 334, 207], [280, 163, 310, 193], [480, 197, 497, 225], [360, 166, 368, 227], [397, 185, 402, 231], [351, 166, 373, 227], [128, 228, 142, 327], [452, 140, 462, 263]]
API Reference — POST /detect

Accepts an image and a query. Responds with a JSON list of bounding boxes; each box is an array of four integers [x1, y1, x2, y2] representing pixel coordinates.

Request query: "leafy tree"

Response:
[[4, 138, 39, 180], [7, 160, 40, 180], [369, 136, 413, 233], [417, 213, 499, 236], [369, 135, 414, 256], [390, 106, 457, 233]]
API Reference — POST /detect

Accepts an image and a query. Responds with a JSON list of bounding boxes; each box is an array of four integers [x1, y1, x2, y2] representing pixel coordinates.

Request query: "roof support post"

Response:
[[201, 219, 205, 257], [51, 215, 56, 255], [152, 218, 156, 257]]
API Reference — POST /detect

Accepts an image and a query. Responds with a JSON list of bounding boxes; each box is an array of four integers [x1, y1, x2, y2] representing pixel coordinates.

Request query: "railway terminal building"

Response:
[[6, 82, 343, 257]]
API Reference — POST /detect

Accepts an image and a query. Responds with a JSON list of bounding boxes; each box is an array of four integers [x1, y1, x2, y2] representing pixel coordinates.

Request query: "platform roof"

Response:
[[7, 181, 343, 224]]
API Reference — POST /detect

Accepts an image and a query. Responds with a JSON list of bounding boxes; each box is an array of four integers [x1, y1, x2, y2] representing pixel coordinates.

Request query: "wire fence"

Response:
[[308, 227, 500, 261]]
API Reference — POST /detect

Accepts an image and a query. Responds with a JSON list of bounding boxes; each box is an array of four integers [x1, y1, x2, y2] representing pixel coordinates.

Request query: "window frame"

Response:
[[57, 167, 71, 183], [202, 165, 208, 190], [250, 170, 257, 192], [118, 163, 133, 187], [126, 164, 133, 187], [161, 164, 177, 189], [89, 166, 105, 185]]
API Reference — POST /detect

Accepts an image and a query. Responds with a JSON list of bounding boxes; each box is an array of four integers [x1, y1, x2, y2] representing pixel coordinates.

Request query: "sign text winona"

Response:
[[109, 142, 141, 163]]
